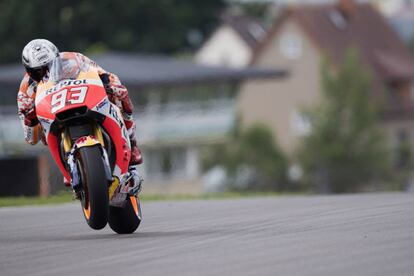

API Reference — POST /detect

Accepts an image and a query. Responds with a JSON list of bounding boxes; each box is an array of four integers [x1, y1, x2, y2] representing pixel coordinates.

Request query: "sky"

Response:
[[230, 0, 409, 16]]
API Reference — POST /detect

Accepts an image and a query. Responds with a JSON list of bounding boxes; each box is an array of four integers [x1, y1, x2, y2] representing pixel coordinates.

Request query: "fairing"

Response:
[[35, 68, 131, 182]]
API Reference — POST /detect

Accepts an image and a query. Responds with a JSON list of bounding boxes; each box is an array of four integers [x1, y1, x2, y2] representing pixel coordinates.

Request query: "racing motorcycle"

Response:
[[34, 57, 142, 234]]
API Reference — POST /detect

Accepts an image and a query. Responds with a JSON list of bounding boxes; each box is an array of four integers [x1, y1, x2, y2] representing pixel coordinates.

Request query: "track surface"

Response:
[[0, 193, 413, 276]]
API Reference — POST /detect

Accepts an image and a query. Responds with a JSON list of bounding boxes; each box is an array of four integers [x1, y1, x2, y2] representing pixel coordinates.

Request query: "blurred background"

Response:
[[1, 0, 414, 197]]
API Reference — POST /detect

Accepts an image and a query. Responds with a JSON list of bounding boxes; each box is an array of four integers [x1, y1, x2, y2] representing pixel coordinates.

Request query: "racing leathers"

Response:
[[17, 52, 143, 166]]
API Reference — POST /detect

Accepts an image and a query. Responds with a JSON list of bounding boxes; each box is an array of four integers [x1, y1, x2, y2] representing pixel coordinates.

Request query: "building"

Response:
[[237, 0, 414, 157], [195, 14, 267, 68], [0, 52, 285, 194]]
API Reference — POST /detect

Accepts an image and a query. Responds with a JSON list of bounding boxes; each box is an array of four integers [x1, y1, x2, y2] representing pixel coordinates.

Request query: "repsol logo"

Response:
[[45, 79, 87, 95]]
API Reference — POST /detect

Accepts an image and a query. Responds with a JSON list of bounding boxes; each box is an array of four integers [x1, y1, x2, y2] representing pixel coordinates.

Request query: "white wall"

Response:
[[195, 26, 252, 68], [237, 19, 322, 155]]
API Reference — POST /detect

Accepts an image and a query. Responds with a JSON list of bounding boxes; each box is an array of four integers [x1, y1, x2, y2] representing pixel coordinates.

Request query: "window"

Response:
[[410, 83, 414, 102], [145, 147, 187, 179], [290, 110, 311, 137], [328, 10, 347, 29], [145, 149, 162, 176], [279, 33, 302, 60], [247, 23, 266, 41], [395, 129, 412, 169]]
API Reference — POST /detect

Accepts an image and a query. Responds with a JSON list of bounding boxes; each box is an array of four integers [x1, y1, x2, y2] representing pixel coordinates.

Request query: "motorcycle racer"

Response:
[[18, 39, 143, 188]]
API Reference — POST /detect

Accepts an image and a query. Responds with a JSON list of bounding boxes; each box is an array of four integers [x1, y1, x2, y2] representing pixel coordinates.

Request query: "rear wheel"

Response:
[[78, 145, 109, 230], [108, 195, 142, 234]]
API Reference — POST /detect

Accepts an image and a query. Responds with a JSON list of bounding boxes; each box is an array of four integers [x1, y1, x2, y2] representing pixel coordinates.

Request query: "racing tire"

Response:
[[78, 145, 109, 230], [108, 195, 142, 234]]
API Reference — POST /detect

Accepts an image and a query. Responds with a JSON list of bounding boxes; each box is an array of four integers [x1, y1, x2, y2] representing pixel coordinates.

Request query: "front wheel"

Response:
[[108, 195, 142, 234], [77, 145, 109, 230]]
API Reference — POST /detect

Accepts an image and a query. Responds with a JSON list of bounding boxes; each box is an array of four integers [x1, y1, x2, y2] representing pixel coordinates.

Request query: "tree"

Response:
[[233, 1, 270, 20], [203, 123, 288, 192], [297, 49, 391, 193], [0, 0, 226, 63]]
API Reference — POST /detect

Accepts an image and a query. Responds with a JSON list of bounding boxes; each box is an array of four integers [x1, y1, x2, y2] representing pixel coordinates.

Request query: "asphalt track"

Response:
[[0, 193, 413, 276]]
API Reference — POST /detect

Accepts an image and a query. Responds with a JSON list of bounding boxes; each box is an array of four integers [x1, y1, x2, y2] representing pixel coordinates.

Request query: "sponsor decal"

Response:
[[96, 98, 108, 111], [123, 128, 129, 142], [75, 136, 100, 148], [39, 118, 51, 125], [45, 79, 87, 96], [37, 54, 48, 62], [109, 104, 125, 130]]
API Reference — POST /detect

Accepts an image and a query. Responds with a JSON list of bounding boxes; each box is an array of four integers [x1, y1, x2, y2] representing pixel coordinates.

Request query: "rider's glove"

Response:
[[22, 107, 39, 127], [18, 92, 38, 127], [99, 73, 127, 98], [110, 84, 128, 100]]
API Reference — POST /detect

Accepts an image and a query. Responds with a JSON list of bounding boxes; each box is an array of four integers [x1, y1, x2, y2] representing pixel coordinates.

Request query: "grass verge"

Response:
[[0, 191, 291, 208], [0, 192, 73, 207]]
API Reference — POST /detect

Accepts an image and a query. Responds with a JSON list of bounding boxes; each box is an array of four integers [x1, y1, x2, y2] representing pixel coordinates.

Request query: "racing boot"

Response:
[[130, 139, 143, 165], [63, 176, 71, 187], [128, 166, 143, 195], [123, 114, 143, 166]]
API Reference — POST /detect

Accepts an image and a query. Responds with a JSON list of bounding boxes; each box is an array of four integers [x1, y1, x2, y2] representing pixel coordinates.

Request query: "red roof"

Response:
[[295, 2, 414, 81], [252, 0, 414, 117], [222, 14, 267, 49]]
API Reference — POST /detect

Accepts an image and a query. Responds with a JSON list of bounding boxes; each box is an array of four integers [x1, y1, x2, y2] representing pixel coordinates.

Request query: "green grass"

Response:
[[141, 191, 291, 201], [0, 191, 291, 208], [0, 192, 74, 207]]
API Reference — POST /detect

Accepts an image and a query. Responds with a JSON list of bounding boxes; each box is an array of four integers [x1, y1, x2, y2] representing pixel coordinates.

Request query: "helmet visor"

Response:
[[25, 66, 48, 82]]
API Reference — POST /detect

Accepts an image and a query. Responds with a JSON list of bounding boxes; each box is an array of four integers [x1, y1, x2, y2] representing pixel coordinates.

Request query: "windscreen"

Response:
[[48, 53, 90, 83]]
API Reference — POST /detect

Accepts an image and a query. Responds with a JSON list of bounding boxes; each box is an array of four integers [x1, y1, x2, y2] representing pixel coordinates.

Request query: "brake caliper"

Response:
[[67, 146, 81, 191]]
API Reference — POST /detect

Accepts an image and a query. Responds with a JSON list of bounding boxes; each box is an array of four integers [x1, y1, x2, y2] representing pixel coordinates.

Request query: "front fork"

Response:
[[62, 126, 142, 206], [63, 126, 112, 191]]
